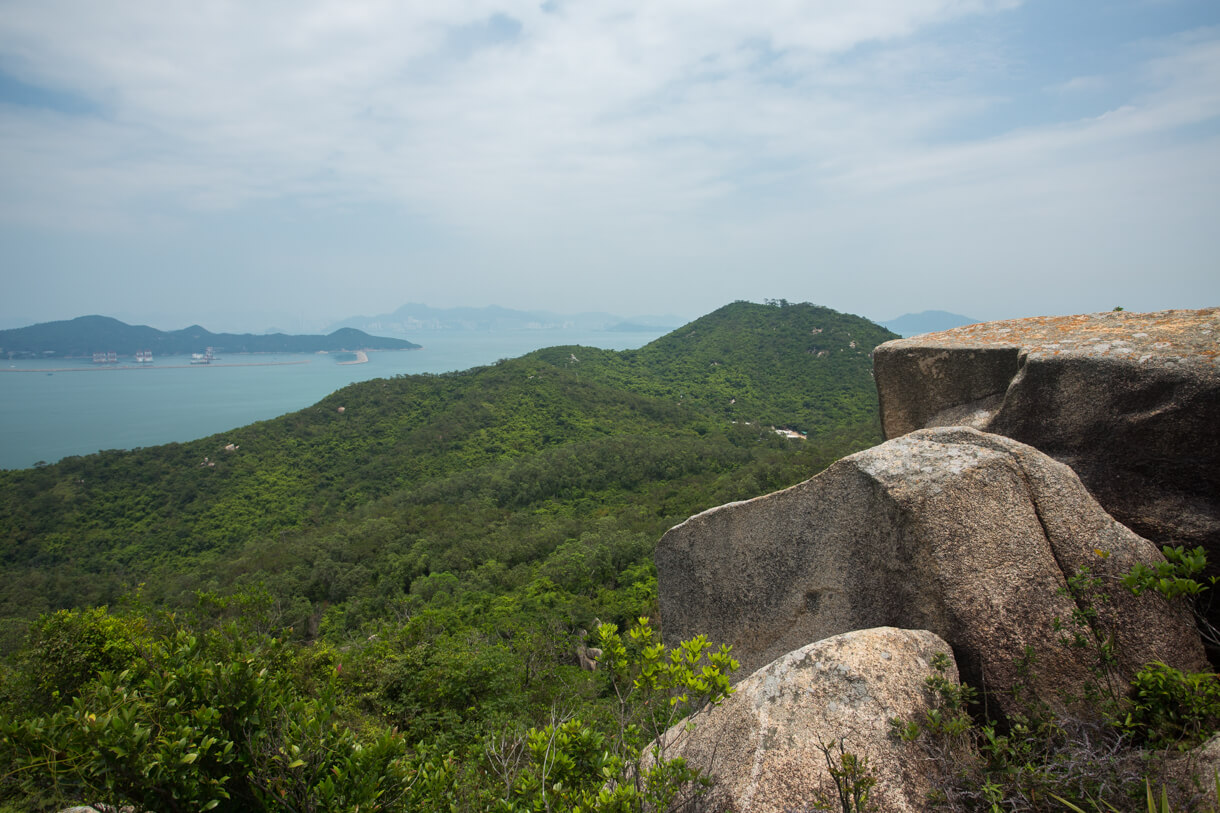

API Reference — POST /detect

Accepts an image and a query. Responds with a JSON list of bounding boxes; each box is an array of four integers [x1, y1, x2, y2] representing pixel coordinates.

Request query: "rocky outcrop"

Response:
[[660, 627, 957, 813], [656, 427, 1206, 715], [872, 309, 1220, 588], [576, 627, 603, 671], [1165, 733, 1220, 810]]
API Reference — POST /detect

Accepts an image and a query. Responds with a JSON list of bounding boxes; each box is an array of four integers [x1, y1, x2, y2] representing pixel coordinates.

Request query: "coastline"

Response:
[[336, 351, 369, 366], [1, 360, 311, 373], [0, 329, 666, 470]]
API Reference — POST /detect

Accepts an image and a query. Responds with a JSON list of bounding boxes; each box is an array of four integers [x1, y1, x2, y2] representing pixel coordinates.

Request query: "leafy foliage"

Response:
[[1, 616, 438, 812], [494, 618, 738, 812], [1123, 545, 1220, 650], [14, 607, 149, 712], [1052, 565, 1123, 710], [0, 302, 888, 809], [0, 607, 738, 812], [0, 302, 889, 625], [893, 650, 1152, 811], [1120, 662, 1220, 750], [892, 547, 1220, 811], [813, 739, 878, 813]]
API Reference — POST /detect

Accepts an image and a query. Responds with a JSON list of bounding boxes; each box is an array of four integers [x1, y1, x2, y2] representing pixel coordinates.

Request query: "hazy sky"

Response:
[[1, 0, 1217, 332]]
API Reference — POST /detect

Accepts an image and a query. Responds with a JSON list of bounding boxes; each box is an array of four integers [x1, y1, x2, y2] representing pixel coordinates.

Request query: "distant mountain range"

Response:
[[880, 310, 977, 337], [324, 303, 683, 335], [0, 308, 974, 359], [0, 315, 420, 358]]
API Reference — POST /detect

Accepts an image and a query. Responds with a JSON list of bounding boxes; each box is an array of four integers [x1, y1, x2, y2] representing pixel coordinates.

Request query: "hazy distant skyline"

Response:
[[2, 1, 1218, 333]]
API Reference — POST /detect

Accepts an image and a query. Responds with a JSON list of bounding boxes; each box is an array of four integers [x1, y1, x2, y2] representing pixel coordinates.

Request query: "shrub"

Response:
[[1121, 662, 1220, 750], [18, 607, 148, 711], [0, 623, 427, 812], [491, 618, 739, 812]]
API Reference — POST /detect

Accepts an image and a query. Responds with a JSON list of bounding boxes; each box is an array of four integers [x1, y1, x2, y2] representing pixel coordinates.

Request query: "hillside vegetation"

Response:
[[0, 301, 896, 811]]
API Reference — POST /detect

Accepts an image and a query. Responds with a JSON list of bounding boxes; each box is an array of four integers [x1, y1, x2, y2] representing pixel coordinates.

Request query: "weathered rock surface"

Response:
[[657, 427, 1206, 714], [872, 309, 1220, 587], [1165, 733, 1220, 810], [661, 627, 956, 813]]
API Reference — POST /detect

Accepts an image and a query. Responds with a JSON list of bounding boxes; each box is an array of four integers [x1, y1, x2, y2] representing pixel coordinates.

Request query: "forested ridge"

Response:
[[0, 301, 896, 811]]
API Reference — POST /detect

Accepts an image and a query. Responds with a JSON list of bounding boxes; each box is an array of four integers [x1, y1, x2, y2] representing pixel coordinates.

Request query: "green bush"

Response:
[[373, 629, 520, 747], [18, 607, 148, 711], [491, 618, 739, 812], [891, 542, 1220, 810], [1122, 545, 1220, 650], [892, 650, 1148, 810], [1121, 661, 1220, 750], [1122, 546, 1214, 602], [0, 623, 426, 812]]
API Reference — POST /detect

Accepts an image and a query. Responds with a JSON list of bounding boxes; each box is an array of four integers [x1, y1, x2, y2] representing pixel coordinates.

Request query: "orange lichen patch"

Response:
[[885, 308, 1220, 365]]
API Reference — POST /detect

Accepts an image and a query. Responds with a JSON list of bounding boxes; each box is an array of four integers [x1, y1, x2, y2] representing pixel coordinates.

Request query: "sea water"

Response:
[[0, 328, 667, 470]]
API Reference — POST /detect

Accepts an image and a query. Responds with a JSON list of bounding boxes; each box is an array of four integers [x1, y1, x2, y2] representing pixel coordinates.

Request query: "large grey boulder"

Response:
[[660, 627, 957, 813], [657, 427, 1205, 715], [872, 309, 1220, 585]]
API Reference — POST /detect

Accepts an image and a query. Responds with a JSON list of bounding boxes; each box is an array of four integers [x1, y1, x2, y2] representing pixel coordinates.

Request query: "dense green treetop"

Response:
[[537, 299, 894, 433]]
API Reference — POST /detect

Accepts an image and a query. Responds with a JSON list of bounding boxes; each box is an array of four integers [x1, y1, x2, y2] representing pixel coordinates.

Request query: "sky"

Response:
[[1, 0, 1218, 333]]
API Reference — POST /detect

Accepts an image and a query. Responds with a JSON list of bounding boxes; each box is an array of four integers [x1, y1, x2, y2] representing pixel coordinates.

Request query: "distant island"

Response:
[[324, 302, 683, 335], [0, 315, 420, 359], [880, 310, 977, 337]]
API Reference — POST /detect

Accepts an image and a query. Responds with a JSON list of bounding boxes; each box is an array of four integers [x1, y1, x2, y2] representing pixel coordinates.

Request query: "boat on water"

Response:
[[190, 347, 215, 365]]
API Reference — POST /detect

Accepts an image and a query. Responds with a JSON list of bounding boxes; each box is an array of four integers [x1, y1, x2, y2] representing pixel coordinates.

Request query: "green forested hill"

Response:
[[0, 314, 419, 357], [0, 301, 893, 625], [536, 299, 893, 433], [0, 301, 896, 811]]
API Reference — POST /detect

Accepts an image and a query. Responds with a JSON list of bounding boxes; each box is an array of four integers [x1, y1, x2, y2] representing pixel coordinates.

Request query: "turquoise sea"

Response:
[[0, 328, 667, 470]]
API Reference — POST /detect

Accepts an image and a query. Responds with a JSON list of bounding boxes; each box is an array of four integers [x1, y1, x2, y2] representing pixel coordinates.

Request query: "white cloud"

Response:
[[0, 1, 1024, 229], [0, 1, 1216, 324], [1050, 75, 1108, 94], [838, 31, 1220, 194]]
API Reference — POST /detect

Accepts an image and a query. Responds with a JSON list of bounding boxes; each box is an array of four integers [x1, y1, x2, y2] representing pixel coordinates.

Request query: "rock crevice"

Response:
[[655, 309, 1218, 811], [873, 308, 1220, 573], [657, 426, 1205, 716]]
